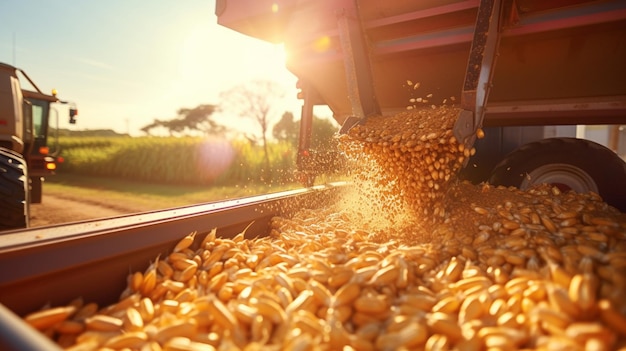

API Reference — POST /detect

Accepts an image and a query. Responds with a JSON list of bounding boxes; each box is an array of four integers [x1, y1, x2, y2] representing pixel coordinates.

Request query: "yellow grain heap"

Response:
[[23, 195, 626, 350], [22, 106, 626, 350]]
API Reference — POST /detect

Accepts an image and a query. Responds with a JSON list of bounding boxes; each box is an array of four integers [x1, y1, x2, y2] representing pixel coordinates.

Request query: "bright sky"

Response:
[[0, 0, 325, 136]]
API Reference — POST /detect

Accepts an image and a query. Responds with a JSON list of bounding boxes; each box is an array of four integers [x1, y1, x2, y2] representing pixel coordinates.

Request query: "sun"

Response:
[[172, 23, 303, 134]]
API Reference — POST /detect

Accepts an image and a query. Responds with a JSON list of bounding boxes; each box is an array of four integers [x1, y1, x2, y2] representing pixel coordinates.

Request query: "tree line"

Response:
[[139, 79, 339, 177], [140, 80, 336, 144]]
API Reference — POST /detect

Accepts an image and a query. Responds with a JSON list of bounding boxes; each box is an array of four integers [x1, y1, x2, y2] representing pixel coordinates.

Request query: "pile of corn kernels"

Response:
[[23, 107, 626, 350]]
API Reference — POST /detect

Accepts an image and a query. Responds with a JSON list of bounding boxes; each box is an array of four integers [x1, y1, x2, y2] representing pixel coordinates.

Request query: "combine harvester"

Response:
[[217, 0, 626, 210]]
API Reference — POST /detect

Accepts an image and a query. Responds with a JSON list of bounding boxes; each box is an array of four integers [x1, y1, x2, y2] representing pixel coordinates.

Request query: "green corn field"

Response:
[[56, 136, 300, 187]]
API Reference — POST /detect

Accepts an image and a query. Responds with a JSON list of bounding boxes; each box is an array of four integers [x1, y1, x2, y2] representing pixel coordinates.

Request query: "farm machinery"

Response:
[[0, 63, 77, 230], [217, 0, 626, 211]]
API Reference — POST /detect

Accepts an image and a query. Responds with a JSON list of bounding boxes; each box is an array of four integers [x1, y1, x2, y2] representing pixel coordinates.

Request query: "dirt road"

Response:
[[29, 195, 133, 228]]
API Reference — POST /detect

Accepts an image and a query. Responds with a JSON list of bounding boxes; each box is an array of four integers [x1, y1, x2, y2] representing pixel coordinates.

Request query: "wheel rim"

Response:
[[520, 163, 599, 193]]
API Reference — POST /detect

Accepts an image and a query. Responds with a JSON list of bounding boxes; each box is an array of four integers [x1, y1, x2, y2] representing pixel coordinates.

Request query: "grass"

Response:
[[43, 173, 305, 213]]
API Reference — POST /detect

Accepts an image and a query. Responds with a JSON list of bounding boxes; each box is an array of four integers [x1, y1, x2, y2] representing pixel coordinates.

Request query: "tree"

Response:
[[176, 105, 226, 135], [220, 80, 286, 180], [273, 111, 298, 144], [310, 116, 338, 151], [140, 120, 163, 136], [272, 112, 339, 151], [141, 104, 224, 136]]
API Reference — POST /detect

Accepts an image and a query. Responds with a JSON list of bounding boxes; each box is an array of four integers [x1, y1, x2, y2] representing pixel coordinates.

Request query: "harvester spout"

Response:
[[453, 0, 503, 148], [336, 0, 381, 134]]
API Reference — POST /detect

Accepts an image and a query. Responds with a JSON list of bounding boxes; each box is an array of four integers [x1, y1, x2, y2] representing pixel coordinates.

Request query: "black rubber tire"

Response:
[[30, 176, 43, 204], [0, 148, 29, 230], [488, 138, 626, 212]]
